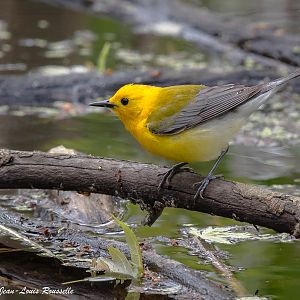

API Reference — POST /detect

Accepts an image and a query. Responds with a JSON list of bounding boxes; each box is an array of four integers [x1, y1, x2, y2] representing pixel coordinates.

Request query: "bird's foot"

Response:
[[193, 174, 223, 200], [158, 162, 191, 191]]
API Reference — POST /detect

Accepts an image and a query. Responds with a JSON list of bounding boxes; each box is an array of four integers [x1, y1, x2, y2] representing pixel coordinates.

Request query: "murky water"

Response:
[[0, 0, 210, 75], [201, 0, 300, 34], [0, 0, 299, 299]]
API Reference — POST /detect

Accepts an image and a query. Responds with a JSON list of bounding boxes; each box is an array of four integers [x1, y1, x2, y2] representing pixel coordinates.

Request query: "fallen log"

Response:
[[0, 149, 299, 237]]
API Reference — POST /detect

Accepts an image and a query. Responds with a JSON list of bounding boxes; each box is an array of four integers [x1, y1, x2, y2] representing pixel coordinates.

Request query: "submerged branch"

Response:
[[0, 209, 233, 299], [0, 149, 300, 237], [193, 237, 247, 297], [2, 69, 299, 107]]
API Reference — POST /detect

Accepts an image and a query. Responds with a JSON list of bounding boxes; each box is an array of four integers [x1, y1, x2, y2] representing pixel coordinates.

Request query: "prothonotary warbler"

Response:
[[90, 69, 300, 199]]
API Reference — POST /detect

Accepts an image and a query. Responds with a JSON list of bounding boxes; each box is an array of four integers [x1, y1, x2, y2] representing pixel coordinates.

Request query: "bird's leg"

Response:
[[194, 146, 229, 200], [158, 162, 190, 191]]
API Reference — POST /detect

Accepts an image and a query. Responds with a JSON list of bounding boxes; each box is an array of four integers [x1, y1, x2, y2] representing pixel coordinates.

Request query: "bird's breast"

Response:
[[127, 115, 246, 163]]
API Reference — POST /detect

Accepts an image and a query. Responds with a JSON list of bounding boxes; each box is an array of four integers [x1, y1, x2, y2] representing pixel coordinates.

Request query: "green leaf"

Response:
[[108, 246, 133, 275], [101, 246, 134, 276], [97, 42, 111, 73], [125, 292, 141, 300], [84, 216, 143, 283], [111, 215, 143, 278]]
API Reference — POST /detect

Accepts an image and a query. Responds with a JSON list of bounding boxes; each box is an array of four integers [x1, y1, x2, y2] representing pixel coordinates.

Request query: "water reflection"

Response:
[[0, 113, 298, 186], [201, 0, 300, 34], [228, 144, 300, 181], [0, 0, 91, 73], [0, 0, 209, 74]]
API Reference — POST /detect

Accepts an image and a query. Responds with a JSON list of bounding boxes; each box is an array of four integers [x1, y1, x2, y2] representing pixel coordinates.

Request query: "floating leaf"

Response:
[[189, 226, 292, 245]]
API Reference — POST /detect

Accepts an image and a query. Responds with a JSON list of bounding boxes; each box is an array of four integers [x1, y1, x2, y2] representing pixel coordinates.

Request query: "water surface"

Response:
[[0, 0, 299, 299]]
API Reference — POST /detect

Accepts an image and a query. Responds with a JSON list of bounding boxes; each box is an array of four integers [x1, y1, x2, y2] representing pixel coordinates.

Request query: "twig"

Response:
[[193, 237, 247, 297]]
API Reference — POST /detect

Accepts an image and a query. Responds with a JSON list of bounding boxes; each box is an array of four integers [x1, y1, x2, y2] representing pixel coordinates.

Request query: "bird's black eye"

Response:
[[121, 98, 129, 106]]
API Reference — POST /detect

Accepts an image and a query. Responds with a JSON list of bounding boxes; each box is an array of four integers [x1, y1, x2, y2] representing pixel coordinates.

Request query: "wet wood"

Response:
[[0, 149, 299, 237], [43, 190, 114, 224], [1, 69, 299, 106], [0, 209, 233, 299], [0, 249, 123, 299]]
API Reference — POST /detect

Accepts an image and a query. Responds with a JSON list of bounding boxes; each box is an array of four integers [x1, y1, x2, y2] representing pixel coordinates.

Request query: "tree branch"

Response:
[[0, 149, 299, 237]]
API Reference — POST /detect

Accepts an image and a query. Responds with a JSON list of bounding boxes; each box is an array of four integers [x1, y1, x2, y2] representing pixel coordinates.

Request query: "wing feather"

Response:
[[148, 84, 263, 135]]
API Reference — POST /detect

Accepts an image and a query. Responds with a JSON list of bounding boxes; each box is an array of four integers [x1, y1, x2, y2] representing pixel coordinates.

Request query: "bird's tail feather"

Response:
[[263, 68, 300, 92], [243, 68, 300, 114]]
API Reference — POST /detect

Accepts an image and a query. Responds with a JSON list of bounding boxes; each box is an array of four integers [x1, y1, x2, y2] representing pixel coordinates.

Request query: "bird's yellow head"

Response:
[[89, 84, 160, 124]]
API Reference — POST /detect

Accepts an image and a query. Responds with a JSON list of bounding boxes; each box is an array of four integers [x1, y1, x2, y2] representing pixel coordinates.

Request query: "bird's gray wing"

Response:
[[147, 84, 263, 135]]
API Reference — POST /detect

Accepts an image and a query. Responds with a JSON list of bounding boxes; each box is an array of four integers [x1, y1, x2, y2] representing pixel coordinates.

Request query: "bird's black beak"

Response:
[[89, 100, 116, 108]]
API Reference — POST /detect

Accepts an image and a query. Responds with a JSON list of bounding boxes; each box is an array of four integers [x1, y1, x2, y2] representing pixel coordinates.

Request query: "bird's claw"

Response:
[[193, 174, 223, 200], [158, 171, 171, 191], [158, 167, 192, 178], [158, 162, 189, 192]]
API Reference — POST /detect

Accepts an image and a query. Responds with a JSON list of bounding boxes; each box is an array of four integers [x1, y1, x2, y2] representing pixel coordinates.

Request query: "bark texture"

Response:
[[0, 149, 299, 237]]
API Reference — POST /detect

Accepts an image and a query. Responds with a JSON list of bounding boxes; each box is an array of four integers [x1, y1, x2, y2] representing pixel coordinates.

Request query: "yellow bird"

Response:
[[90, 69, 300, 199]]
